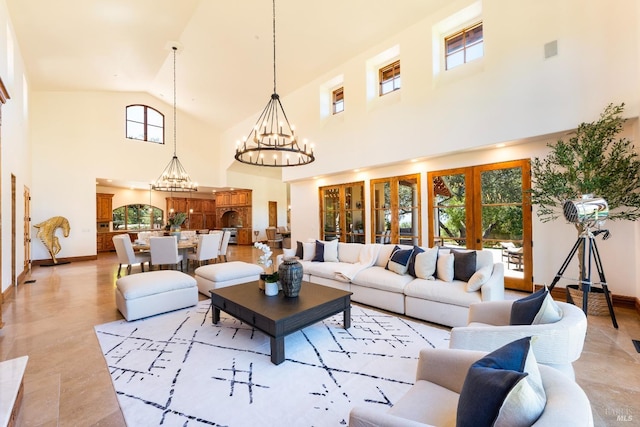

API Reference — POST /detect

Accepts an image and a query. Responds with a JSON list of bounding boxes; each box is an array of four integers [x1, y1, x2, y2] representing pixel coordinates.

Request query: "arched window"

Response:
[[112, 204, 164, 230], [126, 105, 164, 143]]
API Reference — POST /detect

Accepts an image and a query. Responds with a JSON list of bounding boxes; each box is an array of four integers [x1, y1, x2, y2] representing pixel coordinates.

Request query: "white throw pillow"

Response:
[[533, 292, 563, 324], [466, 265, 492, 292], [414, 247, 438, 279], [436, 252, 454, 282], [494, 343, 547, 427], [302, 241, 316, 261], [282, 247, 297, 259], [322, 239, 339, 262]]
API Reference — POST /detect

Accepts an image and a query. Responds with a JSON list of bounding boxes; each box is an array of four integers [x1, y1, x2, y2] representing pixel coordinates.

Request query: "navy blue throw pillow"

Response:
[[456, 337, 532, 427], [510, 287, 548, 325], [452, 250, 477, 282], [312, 240, 325, 262], [295, 241, 304, 259], [407, 246, 424, 277]]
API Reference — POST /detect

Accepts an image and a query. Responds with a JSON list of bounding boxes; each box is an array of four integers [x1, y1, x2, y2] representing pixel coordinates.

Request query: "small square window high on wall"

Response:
[[332, 87, 344, 114], [379, 60, 401, 96], [445, 22, 483, 70]]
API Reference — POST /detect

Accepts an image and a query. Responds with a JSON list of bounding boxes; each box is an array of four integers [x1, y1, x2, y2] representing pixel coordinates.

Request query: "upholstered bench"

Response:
[[194, 261, 263, 295], [115, 270, 198, 321]]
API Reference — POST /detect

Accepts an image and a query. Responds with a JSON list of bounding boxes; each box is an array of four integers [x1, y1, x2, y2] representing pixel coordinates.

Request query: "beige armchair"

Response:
[[449, 300, 587, 379], [349, 348, 593, 427]]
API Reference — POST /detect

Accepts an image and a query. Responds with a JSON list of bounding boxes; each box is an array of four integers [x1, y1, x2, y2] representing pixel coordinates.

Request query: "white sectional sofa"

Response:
[[278, 241, 505, 327]]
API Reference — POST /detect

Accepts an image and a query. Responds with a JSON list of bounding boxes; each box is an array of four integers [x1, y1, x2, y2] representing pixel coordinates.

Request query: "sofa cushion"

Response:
[[436, 252, 454, 282], [338, 242, 362, 264], [351, 266, 414, 293], [404, 278, 482, 307], [414, 247, 438, 280], [475, 250, 494, 271], [457, 337, 545, 427], [302, 260, 351, 280], [375, 244, 397, 267], [453, 250, 477, 282], [386, 246, 414, 275]]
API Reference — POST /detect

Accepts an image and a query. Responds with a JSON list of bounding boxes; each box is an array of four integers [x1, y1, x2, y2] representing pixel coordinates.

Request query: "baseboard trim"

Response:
[[534, 283, 640, 315], [31, 255, 97, 267]]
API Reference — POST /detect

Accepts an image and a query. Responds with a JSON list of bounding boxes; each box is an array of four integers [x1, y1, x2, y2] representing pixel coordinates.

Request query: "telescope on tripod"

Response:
[[548, 195, 618, 328]]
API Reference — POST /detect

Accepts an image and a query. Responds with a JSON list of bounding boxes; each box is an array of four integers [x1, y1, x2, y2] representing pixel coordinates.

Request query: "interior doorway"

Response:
[[11, 174, 16, 286], [268, 201, 277, 227], [427, 159, 532, 291]]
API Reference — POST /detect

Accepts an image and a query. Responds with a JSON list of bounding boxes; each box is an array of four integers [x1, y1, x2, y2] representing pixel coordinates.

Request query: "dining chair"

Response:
[[149, 236, 184, 271], [112, 234, 151, 277], [187, 232, 221, 270], [218, 230, 231, 262], [266, 227, 283, 249]]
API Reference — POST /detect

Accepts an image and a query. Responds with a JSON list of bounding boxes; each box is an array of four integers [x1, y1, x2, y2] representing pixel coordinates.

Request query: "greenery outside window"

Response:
[[113, 204, 163, 230], [332, 87, 344, 114], [445, 22, 483, 70], [371, 174, 420, 245], [379, 60, 401, 96], [126, 104, 164, 143]]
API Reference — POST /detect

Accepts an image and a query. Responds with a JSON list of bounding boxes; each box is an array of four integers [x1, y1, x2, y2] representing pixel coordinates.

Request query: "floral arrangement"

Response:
[[254, 241, 278, 282], [168, 212, 187, 227]]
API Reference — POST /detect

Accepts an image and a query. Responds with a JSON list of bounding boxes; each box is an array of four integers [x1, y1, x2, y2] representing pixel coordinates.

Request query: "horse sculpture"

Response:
[[34, 216, 71, 264]]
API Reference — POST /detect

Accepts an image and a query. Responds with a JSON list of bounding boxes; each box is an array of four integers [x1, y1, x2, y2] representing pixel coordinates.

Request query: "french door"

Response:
[[427, 160, 532, 291], [319, 182, 365, 243]]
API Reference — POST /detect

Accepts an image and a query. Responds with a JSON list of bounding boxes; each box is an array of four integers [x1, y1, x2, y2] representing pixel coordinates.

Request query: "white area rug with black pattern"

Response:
[[94, 300, 450, 426]]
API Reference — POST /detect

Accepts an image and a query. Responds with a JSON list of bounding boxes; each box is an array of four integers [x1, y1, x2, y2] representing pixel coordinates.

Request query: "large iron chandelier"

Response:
[[152, 45, 198, 192], [234, 0, 315, 167]]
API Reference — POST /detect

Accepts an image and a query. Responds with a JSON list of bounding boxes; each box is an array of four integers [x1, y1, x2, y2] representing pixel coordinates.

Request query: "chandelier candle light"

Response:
[[234, 0, 315, 167], [152, 45, 198, 192]]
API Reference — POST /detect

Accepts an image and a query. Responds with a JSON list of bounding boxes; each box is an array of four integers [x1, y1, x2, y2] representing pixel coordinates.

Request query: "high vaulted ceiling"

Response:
[[7, 0, 448, 132]]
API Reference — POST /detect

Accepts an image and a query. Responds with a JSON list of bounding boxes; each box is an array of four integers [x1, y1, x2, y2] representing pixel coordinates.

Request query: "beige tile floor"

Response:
[[1, 245, 639, 426]]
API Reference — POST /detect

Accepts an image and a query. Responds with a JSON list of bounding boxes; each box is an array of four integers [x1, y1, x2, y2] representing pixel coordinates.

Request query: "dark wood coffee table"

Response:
[[210, 281, 352, 365]]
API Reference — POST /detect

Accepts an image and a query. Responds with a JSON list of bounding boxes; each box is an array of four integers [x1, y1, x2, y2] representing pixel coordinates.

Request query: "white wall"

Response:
[[290, 131, 640, 298], [227, 171, 288, 241], [1, 0, 30, 293], [29, 90, 222, 262]]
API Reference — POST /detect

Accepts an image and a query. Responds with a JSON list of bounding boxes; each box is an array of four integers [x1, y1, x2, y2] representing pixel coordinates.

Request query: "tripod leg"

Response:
[[590, 238, 618, 329], [582, 237, 591, 314], [548, 237, 583, 291]]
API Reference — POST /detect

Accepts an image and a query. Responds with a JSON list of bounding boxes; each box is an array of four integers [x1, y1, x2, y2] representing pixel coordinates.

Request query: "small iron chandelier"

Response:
[[152, 45, 198, 192], [234, 0, 315, 167]]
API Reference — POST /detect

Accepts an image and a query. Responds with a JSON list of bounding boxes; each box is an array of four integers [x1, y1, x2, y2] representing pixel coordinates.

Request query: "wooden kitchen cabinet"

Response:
[[96, 193, 114, 222], [237, 228, 252, 245], [216, 190, 252, 207]]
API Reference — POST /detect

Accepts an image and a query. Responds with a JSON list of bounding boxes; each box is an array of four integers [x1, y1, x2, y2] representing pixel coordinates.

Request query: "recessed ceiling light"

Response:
[[496, 143, 506, 148]]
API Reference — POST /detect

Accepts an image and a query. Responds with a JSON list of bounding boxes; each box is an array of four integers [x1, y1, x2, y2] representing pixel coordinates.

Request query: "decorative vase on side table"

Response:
[[278, 257, 303, 297]]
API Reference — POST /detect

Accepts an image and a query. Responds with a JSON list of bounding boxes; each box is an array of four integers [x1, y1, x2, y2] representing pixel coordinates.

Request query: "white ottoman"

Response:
[[195, 261, 263, 295], [116, 270, 198, 321]]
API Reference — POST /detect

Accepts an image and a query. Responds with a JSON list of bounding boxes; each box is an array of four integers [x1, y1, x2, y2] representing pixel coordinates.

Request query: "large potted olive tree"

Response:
[[530, 103, 640, 312]]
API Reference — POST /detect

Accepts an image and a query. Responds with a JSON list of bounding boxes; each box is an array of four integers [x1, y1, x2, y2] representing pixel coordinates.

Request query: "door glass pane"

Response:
[[432, 174, 466, 247], [373, 181, 391, 244], [345, 184, 365, 243], [480, 167, 524, 274], [398, 177, 418, 245], [322, 187, 340, 241]]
